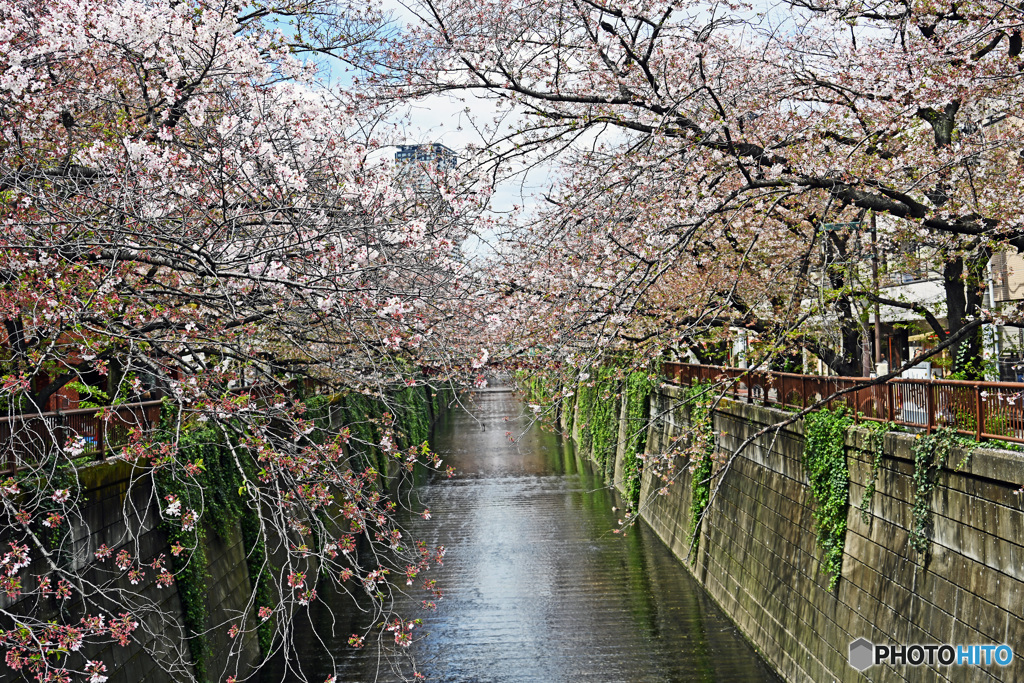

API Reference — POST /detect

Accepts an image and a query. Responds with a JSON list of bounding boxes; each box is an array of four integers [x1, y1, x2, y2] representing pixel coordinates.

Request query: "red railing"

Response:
[[664, 362, 1024, 444], [0, 401, 163, 473], [0, 377, 330, 473]]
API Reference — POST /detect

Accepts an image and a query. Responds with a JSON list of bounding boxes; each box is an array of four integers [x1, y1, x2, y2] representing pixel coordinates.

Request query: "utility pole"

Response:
[[858, 227, 872, 377], [871, 213, 882, 368], [986, 258, 1001, 380]]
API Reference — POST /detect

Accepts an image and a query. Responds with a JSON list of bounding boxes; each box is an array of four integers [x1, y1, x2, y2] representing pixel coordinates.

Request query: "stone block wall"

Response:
[[76, 459, 197, 683], [0, 458, 261, 682], [638, 383, 1024, 683]]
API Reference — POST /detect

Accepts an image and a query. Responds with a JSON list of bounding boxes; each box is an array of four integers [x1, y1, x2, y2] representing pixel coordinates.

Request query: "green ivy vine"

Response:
[[519, 364, 657, 502], [144, 384, 445, 680], [803, 406, 853, 590], [394, 385, 431, 450], [154, 412, 216, 683], [342, 391, 388, 478], [858, 422, 890, 525], [909, 428, 974, 556], [518, 372, 557, 407], [686, 382, 715, 563], [576, 366, 621, 479], [155, 403, 278, 680], [620, 367, 659, 508]]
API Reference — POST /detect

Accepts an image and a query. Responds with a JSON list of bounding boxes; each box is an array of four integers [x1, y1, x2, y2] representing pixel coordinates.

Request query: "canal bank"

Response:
[[264, 387, 782, 681], [561, 379, 1024, 683], [7, 385, 444, 683]]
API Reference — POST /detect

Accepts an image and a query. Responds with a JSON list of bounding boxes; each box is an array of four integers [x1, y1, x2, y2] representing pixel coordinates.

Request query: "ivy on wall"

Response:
[[525, 368, 1007, 591], [520, 374, 556, 407], [621, 369, 659, 508], [519, 371, 572, 435], [802, 407, 853, 591], [342, 391, 387, 477], [516, 364, 658, 502], [685, 382, 715, 563], [858, 422, 890, 525], [576, 366, 621, 479], [909, 428, 974, 557], [394, 386, 431, 451], [154, 410, 220, 683], [157, 401, 286, 681]]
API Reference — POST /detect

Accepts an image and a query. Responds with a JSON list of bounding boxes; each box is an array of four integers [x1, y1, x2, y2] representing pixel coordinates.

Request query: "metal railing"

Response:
[[0, 401, 164, 473], [0, 377, 328, 473], [664, 362, 1024, 444]]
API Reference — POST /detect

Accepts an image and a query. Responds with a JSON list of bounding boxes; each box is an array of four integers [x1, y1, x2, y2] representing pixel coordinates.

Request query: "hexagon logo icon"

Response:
[[849, 638, 875, 671]]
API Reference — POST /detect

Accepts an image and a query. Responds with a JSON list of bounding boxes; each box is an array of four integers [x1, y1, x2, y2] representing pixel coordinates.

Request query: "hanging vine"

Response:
[[803, 407, 853, 590], [517, 362, 658, 500], [157, 403, 286, 681], [686, 382, 715, 563], [394, 386, 431, 450], [910, 428, 974, 557], [150, 385, 442, 678], [154, 410, 218, 683], [576, 366, 621, 478], [620, 367, 660, 508], [858, 422, 890, 525]]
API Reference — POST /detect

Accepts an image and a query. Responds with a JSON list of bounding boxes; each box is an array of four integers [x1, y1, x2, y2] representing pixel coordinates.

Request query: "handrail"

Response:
[[0, 378, 326, 472], [0, 399, 165, 424], [0, 400, 165, 473], [663, 362, 1024, 445]]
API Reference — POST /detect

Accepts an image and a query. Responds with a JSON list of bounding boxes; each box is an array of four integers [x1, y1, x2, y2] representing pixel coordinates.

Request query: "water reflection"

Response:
[[261, 389, 780, 682]]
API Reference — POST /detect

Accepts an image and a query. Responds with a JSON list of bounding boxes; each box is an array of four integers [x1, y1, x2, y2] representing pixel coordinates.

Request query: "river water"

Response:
[[263, 388, 781, 682]]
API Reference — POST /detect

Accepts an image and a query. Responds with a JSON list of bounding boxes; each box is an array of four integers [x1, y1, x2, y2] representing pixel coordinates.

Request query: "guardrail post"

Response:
[[926, 381, 934, 434], [887, 382, 895, 423], [96, 411, 104, 460], [976, 385, 983, 441]]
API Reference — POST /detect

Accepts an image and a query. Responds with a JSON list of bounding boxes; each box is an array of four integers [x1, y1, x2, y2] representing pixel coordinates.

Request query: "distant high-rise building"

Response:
[[395, 144, 457, 194], [395, 143, 457, 170]]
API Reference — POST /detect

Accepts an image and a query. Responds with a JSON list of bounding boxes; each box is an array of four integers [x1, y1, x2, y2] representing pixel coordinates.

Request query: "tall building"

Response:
[[395, 143, 457, 194]]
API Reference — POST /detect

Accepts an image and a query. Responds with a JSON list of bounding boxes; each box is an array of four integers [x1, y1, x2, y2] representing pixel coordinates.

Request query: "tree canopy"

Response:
[[380, 0, 1024, 375]]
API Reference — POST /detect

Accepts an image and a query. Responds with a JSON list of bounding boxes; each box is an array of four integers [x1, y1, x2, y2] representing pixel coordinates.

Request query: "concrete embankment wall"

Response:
[[0, 458, 260, 683], [79, 459, 261, 683], [574, 382, 1024, 682], [1, 386, 446, 682]]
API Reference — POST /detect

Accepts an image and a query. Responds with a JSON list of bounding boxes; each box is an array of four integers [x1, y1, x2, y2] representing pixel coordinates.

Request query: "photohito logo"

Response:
[[848, 638, 1013, 671]]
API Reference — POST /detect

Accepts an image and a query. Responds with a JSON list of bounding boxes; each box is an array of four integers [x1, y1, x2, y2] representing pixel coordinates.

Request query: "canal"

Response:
[[265, 388, 781, 682]]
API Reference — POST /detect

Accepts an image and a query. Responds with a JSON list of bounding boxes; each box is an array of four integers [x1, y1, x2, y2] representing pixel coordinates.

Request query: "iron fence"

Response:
[[0, 401, 163, 473], [663, 362, 1024, 444], [0, 377, 329, 473]]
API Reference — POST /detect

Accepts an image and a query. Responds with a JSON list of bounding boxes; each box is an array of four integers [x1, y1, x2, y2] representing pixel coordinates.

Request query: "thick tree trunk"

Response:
[[944, 251, 989, 378]]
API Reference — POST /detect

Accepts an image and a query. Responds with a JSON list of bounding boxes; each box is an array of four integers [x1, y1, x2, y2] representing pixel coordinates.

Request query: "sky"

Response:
[[367, 0, 561, 220], [384, 92, 557, 217]]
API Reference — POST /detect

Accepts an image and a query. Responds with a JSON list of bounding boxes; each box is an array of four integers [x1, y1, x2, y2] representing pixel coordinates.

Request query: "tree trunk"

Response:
[[944, 250, 990, 378]]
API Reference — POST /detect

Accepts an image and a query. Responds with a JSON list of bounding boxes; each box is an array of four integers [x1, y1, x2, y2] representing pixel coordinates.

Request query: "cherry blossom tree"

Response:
[[380, 0, 1024, 377], [0, 0, 491, 680]]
